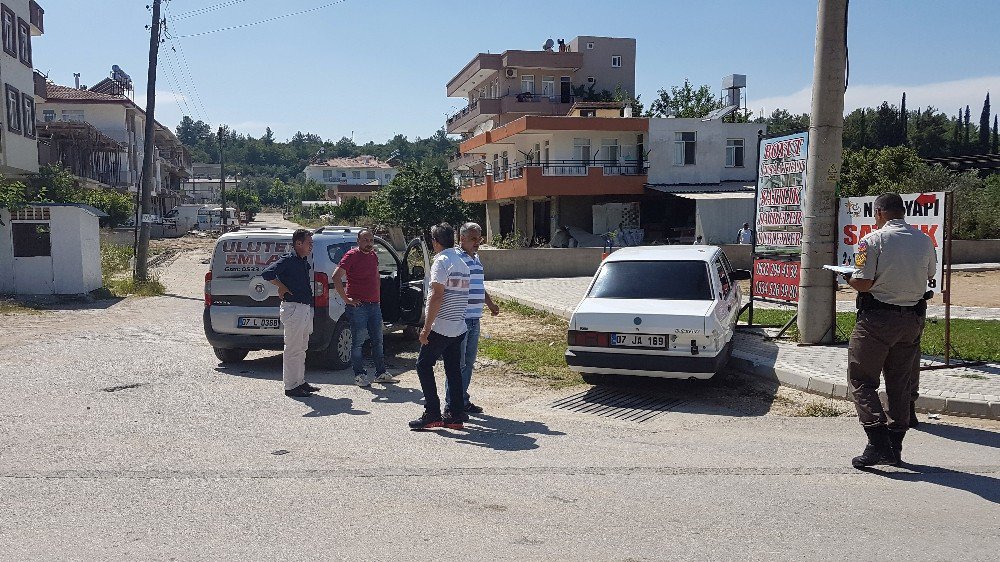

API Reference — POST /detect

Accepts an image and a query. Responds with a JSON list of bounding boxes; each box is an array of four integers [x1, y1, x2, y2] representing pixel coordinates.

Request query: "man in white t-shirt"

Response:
[[736, 222, 754, 244], [409, 223, 471, 431]]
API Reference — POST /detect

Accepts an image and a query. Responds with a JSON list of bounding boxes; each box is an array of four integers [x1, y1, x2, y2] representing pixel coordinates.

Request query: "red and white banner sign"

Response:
[[837, 192, 945, 291], [752, 258, 801, 302], [755, 132, 808, 251]]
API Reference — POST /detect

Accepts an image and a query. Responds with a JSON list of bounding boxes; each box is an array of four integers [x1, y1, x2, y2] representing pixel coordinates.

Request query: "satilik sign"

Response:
[[837, 192, 945, 291]]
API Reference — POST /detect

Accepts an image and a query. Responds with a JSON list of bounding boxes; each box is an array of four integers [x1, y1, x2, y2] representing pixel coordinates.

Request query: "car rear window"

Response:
[[327, 242, 355, 265], [588, 260, 713, 300]]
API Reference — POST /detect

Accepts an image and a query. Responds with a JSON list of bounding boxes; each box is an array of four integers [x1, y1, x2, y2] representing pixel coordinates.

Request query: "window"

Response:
[[714, 258, 732, 298], [580, 109, 596, 117], [21, 92, 34, 138], [588, 261, 713, 300], [726, 138, 745, 167], [351, 170, 361, 179], [586, 42, 594, 50], [16, 16, 29, 66], [322, 169, 333, 181], [601, 138, 619, 162], [611, 55, 622, 68], [13, 222, 51, 257], [366, 170, 377, 180], [573, 137, 591, 164], [42, 109, 54, 122], [587, 76, 595, 84], [0, 5, 13, 57], [674, 132, 696, 165], [542, 76, 554, 98], [543, 140, 550, 164], [340, 171, 347, 179], [520, 74, 534, 95], [326, 242, 354, 265], [61, 109, 84, 122], [5, 83, 20, 133], [384, 173, 391, 181]]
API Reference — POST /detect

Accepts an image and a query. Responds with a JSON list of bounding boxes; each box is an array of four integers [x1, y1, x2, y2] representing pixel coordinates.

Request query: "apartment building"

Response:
[[180, 163, 238, 204], [304, 155, 396, 203], [35, 67, 192, 216], [0, 0, 44, 176]]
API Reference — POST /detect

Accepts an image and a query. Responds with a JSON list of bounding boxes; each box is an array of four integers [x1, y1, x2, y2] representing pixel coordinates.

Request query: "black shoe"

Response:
[[443, 408, 470, 422], [888, 430, 906, 463], [284, 387, 312, 398], [852, 426, 896, 468], [465, 402, 484, 414], [408, 411, 443, 430], [442, 414, 465, 430], [908, 402, 919, 428], [302, 383, 320, 393]]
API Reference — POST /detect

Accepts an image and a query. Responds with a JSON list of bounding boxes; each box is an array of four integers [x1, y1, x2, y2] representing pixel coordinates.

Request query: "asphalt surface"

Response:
[[1, 215, 998, 560]]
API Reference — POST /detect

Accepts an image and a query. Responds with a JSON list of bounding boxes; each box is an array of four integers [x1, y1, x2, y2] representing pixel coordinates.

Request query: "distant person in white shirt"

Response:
[[736, 223, 754, 244]]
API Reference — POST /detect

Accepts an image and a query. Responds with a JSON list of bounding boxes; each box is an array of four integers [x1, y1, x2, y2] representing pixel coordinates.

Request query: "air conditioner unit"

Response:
[[505, 68, 517, 78]]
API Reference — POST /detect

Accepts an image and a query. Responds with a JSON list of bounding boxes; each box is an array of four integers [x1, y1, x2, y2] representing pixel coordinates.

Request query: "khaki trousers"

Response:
[[847, 308, 923, 431], [279, 301, 313, 391]]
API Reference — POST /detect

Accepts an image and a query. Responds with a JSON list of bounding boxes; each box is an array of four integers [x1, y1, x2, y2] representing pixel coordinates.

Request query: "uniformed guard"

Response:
[[842, 193, 936, 468]]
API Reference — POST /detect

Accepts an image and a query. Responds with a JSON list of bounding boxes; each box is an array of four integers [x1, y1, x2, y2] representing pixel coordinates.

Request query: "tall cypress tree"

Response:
[[964, 105, 971, 153], [979, 93, 991, 152], [899, 92, 908, 146], [993, 115, 999, 154], [951, 109, 961, 154]]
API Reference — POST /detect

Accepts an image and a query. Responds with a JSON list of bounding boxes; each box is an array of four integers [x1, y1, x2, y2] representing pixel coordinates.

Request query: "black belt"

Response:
[[856, 292, 923, 313]]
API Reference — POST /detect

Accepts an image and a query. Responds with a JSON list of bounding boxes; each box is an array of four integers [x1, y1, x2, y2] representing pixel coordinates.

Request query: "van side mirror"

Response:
[[730, 269, 751, 281], [411, 265, 424, 280]]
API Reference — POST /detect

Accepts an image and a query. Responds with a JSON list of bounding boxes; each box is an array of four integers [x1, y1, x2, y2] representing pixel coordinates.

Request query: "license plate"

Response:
[[238, 316, 280, 329], [611, 333, 666, 348]]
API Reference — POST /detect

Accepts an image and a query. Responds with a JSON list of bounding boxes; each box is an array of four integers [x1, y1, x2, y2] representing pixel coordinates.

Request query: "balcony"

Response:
[[500, 50, 583, 71], [460, 160, 648, 203], [29, 1, 44, 35], [447, 53, 503, 97], [445, 97, 501, 134], [447, 151, 487, 171]]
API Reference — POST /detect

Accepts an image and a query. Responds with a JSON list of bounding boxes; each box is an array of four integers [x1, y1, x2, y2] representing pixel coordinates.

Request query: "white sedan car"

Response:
[[565, 245, 750, 380]]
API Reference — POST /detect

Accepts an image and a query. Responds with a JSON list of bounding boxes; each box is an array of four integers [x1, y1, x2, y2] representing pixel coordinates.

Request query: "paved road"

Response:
[[0, 253, 998, 559]]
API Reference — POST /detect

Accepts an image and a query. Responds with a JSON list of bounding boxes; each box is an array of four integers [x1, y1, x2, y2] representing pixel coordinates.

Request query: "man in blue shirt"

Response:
[[262, 228, 319, 398]]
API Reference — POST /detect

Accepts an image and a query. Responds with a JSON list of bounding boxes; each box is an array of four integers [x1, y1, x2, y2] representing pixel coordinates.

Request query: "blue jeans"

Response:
[[346, 302, 385, 376], [445, 318, 480, 410]]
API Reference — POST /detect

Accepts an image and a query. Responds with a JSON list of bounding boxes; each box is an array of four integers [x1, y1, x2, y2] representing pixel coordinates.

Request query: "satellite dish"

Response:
[[543, 38, 554, 51]]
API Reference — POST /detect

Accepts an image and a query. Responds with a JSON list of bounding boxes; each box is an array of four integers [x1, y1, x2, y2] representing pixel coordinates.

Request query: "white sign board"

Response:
[[837, 192, 945, 291]]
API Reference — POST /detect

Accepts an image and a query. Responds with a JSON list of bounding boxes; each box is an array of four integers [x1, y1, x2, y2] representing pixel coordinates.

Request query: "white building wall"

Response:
[[484, 129, 644, 165], [695, 198, 757, 245], [647, 119, 763, 185], [50, 207, 85, 294], [305, 164, 396, 186], [0, 0, 39, 175]]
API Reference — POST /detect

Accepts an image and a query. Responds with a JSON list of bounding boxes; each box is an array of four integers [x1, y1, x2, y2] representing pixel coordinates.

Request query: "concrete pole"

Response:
[[798, 0, 848, 344], [135, 0, 161, 282]]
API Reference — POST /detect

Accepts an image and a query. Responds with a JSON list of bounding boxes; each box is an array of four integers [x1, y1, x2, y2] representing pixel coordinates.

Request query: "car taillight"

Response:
[[204, 271, 212, 307], [567, 330, 609, 347], [313, 272, 329, 307]]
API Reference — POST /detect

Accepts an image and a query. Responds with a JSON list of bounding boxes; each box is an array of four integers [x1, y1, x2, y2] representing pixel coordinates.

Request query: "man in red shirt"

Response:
[[332, 229, 396, 387]]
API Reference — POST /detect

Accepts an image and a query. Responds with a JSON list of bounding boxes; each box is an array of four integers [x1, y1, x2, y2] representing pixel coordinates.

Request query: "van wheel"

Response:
[[214, 347, 249, 363], [320, 319, 352, 371]]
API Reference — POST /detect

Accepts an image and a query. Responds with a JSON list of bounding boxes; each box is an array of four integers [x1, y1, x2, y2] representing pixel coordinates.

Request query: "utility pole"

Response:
[[798, 0, 848, 344], [218, 125, 227, 232], [135, 0, 161, 282]]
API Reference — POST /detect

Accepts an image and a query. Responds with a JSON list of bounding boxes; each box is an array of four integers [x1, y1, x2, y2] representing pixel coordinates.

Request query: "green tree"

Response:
[[909, 107, 950, 158], [979, 93, 990, 152], [229, 187, 262, 220], [839, 146, 923, 197], [871, 102, 901, 148], [0, 175, 28, 224], [993, 115, 998, 154], [755, 108, 810, 137], [963, 105, 971, 152], [644, 80, 722, 118], [842, 108, 871, 150], [899, 92, 907, 146], [367, 163, 473, 238], [175, 116, 212, 146]]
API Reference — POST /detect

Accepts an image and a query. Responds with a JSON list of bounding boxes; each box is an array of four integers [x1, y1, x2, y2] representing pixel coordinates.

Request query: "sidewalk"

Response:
[[485, 277, 1000, 420]]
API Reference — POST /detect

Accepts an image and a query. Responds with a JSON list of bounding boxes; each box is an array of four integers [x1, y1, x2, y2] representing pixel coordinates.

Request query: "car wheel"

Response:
[[214, 347, 249, 363], [324, 318, 353, 371]]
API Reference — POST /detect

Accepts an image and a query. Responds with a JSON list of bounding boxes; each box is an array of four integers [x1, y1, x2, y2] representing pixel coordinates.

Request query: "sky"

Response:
[[32, 0, 1000, 144]]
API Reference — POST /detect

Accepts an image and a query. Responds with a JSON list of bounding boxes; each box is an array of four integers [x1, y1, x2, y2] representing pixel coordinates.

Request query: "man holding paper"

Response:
[[839, 193, 936, 469]]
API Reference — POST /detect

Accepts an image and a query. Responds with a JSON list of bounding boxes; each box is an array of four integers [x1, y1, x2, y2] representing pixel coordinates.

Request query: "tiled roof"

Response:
[[310, 155, 393, 169], [43, 83, 129, 103]]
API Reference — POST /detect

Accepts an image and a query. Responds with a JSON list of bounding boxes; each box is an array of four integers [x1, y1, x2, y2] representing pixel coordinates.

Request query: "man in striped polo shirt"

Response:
[[409, 223, 471, 430], [445, 222, 499, 420]]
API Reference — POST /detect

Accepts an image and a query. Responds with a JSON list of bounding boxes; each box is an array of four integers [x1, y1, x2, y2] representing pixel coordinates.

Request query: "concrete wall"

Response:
[[647, 119, 763, 185], [952, 239, 1000, 264], [570, 36, 637, 97], [479, 247, 605, 280], [695, 198, 756, 245]]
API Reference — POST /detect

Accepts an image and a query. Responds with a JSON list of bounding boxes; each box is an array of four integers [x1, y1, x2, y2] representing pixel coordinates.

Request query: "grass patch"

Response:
[[794, 402, 845, 417], [740, 308, 1000, 363], [101, 242, 133, 285], [0, 299, 44, 315], [495, 298, 568, 328], [105, 276, 166, 297], [100, 242, 166, 297], [480, 299, 578, 387]]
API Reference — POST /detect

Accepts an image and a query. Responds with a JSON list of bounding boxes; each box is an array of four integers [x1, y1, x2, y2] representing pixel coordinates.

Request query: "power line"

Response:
[[172, 0, 249, 20], [176, 0, 349, 38], [160, 42, 202, 123]]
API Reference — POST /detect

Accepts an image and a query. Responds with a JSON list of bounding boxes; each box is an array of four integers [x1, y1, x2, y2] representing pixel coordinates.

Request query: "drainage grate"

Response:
[[550, 388, 688, 423]]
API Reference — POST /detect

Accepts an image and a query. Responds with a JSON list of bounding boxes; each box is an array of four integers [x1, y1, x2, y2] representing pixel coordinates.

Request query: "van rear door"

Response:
[[209, 235, 291, 335]]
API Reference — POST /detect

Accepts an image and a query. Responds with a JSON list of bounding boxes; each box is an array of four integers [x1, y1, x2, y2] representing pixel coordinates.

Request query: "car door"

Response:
[[399, 237, 431, 325], [373, 237, 402, 324], [712, 255, 739, 334]]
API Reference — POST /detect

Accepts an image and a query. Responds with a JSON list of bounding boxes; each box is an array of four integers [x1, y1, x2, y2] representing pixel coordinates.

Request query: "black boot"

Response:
[[887, 430, 905, 464], [852, 425, 895, 469], [908, 402, 919, 428]]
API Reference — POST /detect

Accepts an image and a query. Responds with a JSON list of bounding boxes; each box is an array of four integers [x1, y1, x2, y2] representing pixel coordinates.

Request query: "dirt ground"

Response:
[[740, 270, 1000, 308]]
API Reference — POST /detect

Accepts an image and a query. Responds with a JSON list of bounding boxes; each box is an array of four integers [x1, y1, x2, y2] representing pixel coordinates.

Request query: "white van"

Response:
[[203, 227, 430, 368], [197, 207, 239, 230], [565, 246, 750, 380], [165, 204, 207, 233]]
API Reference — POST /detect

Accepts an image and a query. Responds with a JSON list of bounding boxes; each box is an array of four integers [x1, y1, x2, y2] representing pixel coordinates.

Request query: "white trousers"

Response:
[[279, 301, 313, 390]]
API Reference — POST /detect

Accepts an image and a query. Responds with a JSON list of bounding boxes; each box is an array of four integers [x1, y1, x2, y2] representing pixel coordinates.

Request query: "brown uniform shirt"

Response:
[[853, 218, 936, 306]]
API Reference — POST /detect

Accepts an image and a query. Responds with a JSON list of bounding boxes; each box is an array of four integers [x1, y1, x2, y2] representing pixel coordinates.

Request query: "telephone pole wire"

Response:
[[135, 0, 162, 282]]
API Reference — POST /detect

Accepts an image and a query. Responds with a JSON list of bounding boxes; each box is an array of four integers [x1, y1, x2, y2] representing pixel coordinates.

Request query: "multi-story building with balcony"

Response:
[[0, 0, 44, 177], [304, 155, 396, 203], [35, 67, 192, 216]]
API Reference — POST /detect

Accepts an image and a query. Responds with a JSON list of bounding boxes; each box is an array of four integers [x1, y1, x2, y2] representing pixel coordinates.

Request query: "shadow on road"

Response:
[[431, 413, 565, 451], [914, 423, 1000, 449], [366, 383, 425, 406], [292, 394, 369, 418], [867, 463, 1000, 505]]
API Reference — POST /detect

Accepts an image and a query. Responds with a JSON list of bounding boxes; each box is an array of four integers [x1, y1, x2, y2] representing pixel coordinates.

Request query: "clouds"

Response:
[[749, 76, 1000, 117]]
